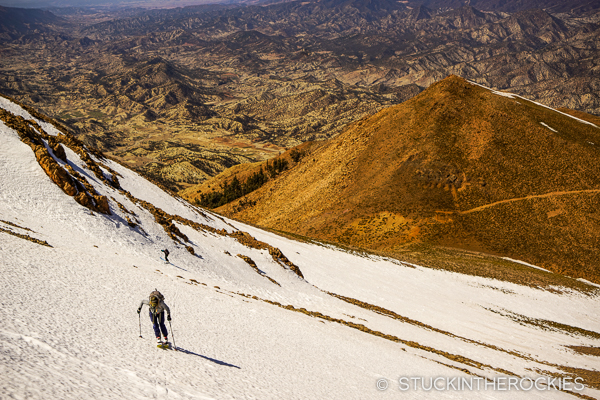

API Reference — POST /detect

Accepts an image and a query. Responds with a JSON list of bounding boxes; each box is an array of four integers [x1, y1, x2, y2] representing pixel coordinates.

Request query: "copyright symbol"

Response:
[[376, 378, 389, 391]]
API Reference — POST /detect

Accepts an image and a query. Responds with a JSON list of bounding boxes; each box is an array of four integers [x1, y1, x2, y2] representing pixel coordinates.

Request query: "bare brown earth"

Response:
[[569, 346, 600, 357], [206, 75, 600, 284]]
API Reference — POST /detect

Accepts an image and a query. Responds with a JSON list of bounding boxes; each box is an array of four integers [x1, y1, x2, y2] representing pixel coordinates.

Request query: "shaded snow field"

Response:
[[1, 95, 599, 400]]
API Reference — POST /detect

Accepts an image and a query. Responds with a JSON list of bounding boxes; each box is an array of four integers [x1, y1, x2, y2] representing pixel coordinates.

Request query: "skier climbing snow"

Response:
[[138, 290, 172, 346], [161, 249, 170, 263]]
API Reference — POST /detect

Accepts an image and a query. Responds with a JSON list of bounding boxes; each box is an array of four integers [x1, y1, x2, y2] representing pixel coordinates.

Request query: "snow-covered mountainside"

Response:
[[1, 93, 599, 399]]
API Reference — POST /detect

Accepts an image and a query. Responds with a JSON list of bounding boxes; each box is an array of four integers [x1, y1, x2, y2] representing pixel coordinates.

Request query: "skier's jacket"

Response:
[[139, 297, 171, 317]]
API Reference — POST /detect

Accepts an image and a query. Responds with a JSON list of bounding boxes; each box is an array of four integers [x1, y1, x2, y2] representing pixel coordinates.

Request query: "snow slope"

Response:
[[1, 96, 599, 399]]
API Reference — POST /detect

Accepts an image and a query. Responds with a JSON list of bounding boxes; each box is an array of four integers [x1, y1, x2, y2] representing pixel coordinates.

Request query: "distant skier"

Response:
[[161, 249, 170, 263], [138, 290, 172, 346]]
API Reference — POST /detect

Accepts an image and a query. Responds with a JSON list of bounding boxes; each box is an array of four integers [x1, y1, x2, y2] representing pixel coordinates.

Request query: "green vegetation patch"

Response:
[[58, 110, 85, 120], [198, 157, 289, 209], [88, 110, 107, 120]]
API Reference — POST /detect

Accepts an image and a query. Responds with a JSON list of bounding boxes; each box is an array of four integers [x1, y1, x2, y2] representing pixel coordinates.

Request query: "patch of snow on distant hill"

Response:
[[501, 257, 551, 272], [540, 122, 558, 132]]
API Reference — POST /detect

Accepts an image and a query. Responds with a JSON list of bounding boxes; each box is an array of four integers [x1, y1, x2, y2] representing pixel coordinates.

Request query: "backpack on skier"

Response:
[[149, 290, 164, 308]]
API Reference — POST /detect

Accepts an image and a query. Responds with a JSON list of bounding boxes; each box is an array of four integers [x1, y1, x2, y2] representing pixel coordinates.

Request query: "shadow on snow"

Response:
[[175, 347, 241, 369]]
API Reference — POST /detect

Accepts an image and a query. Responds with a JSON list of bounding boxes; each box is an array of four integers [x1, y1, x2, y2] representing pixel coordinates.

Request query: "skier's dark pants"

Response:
[[149, 310, 168, 338]]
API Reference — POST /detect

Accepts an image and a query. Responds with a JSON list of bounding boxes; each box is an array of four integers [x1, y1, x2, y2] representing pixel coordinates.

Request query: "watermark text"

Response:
[[376, 376, 584, 392]]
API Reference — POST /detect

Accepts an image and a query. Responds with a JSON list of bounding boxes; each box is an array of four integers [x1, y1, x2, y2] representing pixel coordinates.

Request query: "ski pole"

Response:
[[168, 319, 177, 351], [139, 312, 142, 338]]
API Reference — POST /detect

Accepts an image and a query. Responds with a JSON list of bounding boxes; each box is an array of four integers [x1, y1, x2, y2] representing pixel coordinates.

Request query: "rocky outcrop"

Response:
[[237, 254, 281, 286], [34, 144, 78, 196], [0, 98, 111, 215]]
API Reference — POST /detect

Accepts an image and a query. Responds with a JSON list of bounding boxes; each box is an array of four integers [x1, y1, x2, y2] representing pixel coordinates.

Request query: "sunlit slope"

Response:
[[1, 93, 599, 399], [218, 75, 600, 283]]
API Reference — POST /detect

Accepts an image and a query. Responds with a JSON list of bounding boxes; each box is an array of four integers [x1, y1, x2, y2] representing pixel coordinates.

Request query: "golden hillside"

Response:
[[212, 75, 600, 283], [181, 141, 320, 209]]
